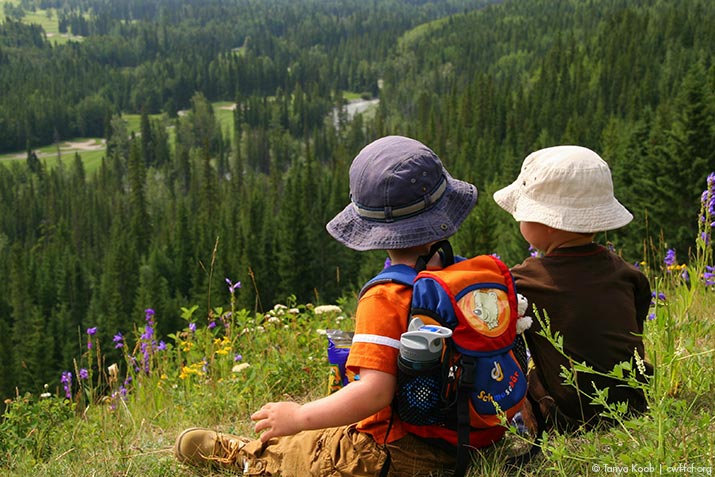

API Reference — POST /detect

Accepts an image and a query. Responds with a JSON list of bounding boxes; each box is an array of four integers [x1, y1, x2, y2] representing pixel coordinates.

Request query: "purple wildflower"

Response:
[[158, 340, 167, 351], [383, 257, 392, 269], [61, 371, 72, 399], [139, 313, 156, 374], [113, 333, 124, 349], [234, 353, 243, 362], [529, 245, 539, 258], [704, 172, 715, 216], [648, 313, 656, 321], [189, 322, 197, 333], [704, 266, 715, 286], [86, 327, 97, 336], [225, 278, 242, 294], [650, 291, 667, 307], [79, 368, 89, 380], [664, 249, 677, 268]]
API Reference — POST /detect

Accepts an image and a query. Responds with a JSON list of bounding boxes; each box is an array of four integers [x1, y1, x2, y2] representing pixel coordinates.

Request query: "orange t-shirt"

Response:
[[345, 281, 411, 444]]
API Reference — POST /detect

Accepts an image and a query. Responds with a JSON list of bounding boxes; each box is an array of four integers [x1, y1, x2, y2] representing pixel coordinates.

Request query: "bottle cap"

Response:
[[399, 319, 452, 363]]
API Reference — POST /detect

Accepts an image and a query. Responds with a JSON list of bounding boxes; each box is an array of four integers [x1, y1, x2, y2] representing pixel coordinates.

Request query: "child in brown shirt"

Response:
[[493, 145, 652, 432]]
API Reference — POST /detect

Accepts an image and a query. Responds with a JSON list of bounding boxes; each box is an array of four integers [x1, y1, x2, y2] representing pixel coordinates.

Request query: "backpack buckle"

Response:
[[459, 357, 476, 388]]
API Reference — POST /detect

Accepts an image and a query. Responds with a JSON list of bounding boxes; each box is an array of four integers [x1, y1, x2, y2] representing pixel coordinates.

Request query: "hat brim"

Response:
[[493, 182, 633, 233], [327, 174, 478, 251]]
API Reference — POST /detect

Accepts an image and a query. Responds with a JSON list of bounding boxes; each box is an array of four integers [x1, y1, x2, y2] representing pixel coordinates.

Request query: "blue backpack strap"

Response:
[[358, 264, 417, 299]]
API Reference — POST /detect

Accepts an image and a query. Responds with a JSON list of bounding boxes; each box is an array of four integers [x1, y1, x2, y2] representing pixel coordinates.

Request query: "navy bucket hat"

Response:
[[326, 136, 478, 251]]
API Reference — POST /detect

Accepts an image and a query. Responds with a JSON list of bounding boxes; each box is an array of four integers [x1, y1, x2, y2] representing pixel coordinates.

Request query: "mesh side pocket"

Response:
[[395, 359, 446, 426]]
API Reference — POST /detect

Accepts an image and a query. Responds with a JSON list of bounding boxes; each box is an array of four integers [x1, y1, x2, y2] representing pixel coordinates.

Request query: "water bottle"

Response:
[[398, 317, 453, 371]]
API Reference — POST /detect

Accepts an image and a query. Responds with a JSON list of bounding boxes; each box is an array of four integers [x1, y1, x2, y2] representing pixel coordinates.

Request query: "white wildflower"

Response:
[[232, 363, 251, 373], [314, 305, 342, 315], [107, 363, 119, 380]]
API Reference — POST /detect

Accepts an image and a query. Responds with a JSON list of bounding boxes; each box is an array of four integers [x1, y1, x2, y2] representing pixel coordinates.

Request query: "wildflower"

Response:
[[704, 265, 715, 286], [79, 368, 89, 380], [113, 333, 124, 349], [232, 363, 250, 373], [40, 392, 51, 399], [189, 322, 197, 333], [86, 327, 97, 350], [664, 249, 677, 268], [701, 172, 715, 217], [651, 291, 667, 303], [158, 340, 167, 351], [528, 245, 540, 258], [208, 321, 217, 330], [384, 257, 392, 268], [107, 363, 119, 380], [225, 277, 242, 294], [234, 353, 243, 362], [60, 371, 72, 399], [314, 305, 342, 315], [490, 253, 502, 260]]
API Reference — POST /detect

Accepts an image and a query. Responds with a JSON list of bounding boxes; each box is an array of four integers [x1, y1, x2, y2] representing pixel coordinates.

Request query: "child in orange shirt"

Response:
[[174, 135, 478, 476]]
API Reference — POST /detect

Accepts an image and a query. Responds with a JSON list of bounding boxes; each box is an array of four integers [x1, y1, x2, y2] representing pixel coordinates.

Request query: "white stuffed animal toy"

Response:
[[516, 293, 533, 335]]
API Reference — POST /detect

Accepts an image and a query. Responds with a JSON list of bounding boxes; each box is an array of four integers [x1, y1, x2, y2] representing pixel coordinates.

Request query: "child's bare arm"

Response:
[[251, 368, 395, 442]]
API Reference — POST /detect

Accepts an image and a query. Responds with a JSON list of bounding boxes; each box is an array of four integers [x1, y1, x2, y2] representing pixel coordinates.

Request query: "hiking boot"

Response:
[[174, 427, 249, 468]]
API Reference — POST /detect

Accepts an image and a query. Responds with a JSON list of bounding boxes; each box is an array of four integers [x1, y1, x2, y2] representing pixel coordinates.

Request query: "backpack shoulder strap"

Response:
[[358, 264, 417, 300]]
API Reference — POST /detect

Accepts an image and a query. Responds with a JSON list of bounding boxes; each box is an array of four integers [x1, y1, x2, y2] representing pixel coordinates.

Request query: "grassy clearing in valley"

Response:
[[2, 0, 84, 45]]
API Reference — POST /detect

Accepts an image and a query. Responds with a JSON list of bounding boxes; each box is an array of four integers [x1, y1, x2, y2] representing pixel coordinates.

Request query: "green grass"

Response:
[[2, 0, 84, 45], [1, 228, 713, 476], [398, 16, 452, 50], [0, 103, 238, 176]]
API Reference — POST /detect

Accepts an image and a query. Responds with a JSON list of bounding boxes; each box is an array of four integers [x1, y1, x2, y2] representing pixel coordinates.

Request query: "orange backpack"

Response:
[[361, 241, 529, 477]]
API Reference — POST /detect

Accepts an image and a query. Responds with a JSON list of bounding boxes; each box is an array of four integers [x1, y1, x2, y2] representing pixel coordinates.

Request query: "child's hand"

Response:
[[251, 401, 303, 442]]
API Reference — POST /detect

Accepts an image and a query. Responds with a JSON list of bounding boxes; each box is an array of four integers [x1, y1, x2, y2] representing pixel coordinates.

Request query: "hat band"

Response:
[[354, 176, 447, 222]]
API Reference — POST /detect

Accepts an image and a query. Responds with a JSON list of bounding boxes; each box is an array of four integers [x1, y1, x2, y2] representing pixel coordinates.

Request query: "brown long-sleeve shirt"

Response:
[[511, 243, 652, 423]]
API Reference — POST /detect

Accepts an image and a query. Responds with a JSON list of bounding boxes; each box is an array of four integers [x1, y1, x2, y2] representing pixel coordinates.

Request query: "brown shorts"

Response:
[[236, 424, 455, 476]]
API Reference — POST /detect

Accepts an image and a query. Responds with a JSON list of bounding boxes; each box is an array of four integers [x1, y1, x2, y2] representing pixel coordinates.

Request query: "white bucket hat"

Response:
[[493, 145, 633, 233]]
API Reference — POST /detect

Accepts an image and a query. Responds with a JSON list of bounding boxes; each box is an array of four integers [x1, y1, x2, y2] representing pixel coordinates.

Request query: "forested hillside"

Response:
[[0, 0, 713, 400]]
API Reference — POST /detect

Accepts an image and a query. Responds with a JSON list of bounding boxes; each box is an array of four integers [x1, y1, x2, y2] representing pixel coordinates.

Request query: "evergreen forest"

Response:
[[0, 0, 714, 401]]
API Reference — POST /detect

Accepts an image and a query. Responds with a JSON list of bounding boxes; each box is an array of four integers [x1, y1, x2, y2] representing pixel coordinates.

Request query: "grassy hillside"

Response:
[[1, 200, 713, 476]]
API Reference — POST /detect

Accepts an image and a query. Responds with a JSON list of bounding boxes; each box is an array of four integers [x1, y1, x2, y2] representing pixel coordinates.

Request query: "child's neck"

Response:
[[545, 232, 595, 254], [388, 246, 443, 268]]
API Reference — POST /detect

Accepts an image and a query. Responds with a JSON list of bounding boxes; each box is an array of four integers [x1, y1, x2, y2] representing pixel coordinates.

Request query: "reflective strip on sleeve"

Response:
[[352, 333, 401, 350]]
